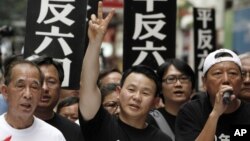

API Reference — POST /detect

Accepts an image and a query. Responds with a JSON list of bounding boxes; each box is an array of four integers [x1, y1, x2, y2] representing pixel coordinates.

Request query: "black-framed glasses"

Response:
[[103, 101, 119, 114], [163, 75, 190, 84], [103, 101, 118, 108]]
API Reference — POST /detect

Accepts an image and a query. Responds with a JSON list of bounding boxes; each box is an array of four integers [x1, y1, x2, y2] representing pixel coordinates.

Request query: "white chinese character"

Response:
[[25, 55, 72, 87], [37, 0, 75, 26], [134, 0, 168, 12], [54, 57, 72, 87], [214, 135, 217, 141], [197, 9, 212, 29], [133, 13, 166, 40], [35, 26, 73, 56], [198, 29, 212, 50], [218, 133, 230, 141], [197, 50, 208, 70], [132, 41, 166, 65], [86, 5, 91, 21]]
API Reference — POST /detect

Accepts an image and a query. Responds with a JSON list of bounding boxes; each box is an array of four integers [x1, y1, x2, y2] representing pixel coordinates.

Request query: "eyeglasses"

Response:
[[103, 101, 119, 114], [103, 101, 118, 109], [242, 71, 250, 80], [163, 75, 190, 84]]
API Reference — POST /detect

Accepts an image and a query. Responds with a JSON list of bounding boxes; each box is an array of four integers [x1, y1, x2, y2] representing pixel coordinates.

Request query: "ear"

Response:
[[115, 85, 121, 100], [1, 85, 8, 101], [202, 76, 207, 91], [151, 97, 160, 109]]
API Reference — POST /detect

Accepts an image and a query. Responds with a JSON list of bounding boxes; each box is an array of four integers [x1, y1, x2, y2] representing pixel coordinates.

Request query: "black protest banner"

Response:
[[193, 8, 216, 91], [24, 0, 87, 89], [123, 0, 176, 71], [83, 0, 100, 55]]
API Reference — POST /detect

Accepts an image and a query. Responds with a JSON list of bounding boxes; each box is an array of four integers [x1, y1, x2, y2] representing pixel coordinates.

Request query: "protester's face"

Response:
[[203, 62, 242, 101], [119, 73, 156, 119], [239, 57, 250, 101], [103, 91, 119, 115], [59, 103, 79, 122], [38, 65, 60, 110], [162, 65, 193, 104], [100, 72, 121, 87], [2, 64, 42, 119]]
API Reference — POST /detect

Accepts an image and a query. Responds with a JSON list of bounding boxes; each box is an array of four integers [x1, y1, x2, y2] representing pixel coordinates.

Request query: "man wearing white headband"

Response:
[[175, 49, 250, 141]]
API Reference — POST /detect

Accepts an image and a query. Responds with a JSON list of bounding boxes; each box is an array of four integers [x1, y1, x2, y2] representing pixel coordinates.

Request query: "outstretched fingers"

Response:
[[91, 14, 97, 22], [104, 8, 115, 27], [98, 1, 103, 20], [97, 1, 115, 28], [88, 1, 115, 41]]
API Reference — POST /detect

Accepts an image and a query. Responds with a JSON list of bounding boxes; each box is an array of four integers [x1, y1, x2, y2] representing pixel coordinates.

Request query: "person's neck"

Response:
[[164, 100, 184, 116], [34, 108, 55, 120], [118, 112, 148, 129], [224, 99, 241, 114], [5, 113, 34, 129]]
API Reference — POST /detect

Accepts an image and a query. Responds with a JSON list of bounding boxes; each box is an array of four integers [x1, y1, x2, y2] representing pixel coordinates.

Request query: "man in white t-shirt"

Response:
[[0, 57, 65, 141]]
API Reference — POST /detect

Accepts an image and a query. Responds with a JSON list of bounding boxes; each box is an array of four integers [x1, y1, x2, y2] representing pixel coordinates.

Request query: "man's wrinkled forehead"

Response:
[[11, 64, 42, 85], [13, 77, 41, 86]]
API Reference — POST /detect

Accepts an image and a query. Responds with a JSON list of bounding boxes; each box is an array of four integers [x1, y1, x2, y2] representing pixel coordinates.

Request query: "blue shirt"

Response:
[[0, 94, 7, 115]]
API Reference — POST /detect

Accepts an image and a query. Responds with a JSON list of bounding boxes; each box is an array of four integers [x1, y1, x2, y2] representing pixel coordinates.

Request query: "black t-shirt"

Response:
[[46, 113, 84, 141], [147, 107, 176, 133], [79, 106, 172, 141], [175, 93, 250, 141]]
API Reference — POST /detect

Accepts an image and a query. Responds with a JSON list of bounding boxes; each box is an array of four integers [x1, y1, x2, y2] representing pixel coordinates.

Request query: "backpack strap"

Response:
[[149, 109, 175, 141]]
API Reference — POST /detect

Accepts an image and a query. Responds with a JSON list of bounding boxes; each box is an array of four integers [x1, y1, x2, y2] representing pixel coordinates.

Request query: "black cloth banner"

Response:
[[193, 8, 216, 91], [83, 0, 100, 56], [24, 0, 87, 89], [123, 0, 176, 71]]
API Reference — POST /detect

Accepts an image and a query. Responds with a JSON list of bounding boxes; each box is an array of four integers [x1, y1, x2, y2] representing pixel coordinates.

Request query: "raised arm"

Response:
[[79, 1, 115, 120]]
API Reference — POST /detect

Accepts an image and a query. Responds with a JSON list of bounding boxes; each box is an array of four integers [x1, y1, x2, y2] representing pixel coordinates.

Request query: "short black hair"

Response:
[[97, 68, 121, 87], [100, 83, 119, 102], [3, 55, 44, 86], [120, 65, 160, 97], [31, 55, 64, 84], [57, 96, 79, 113], [157, 59, 195, 89], [3, 54, 24, 76]]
